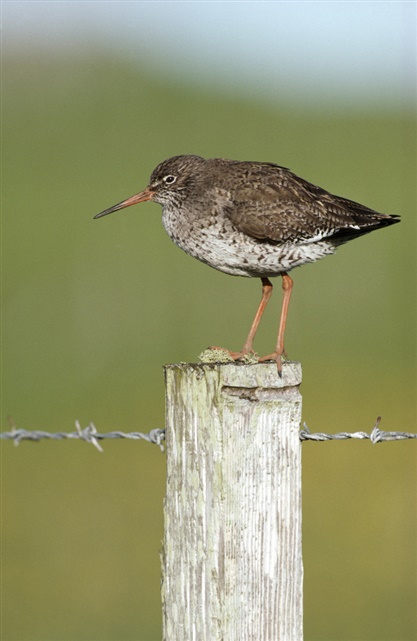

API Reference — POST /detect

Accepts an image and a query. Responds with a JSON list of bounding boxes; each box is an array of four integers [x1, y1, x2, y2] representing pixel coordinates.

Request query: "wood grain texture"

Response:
[[162, 362, 303, 641]]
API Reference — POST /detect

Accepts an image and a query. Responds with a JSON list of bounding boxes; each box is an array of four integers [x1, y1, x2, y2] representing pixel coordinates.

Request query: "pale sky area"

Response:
[[3, 1, 416, 106]]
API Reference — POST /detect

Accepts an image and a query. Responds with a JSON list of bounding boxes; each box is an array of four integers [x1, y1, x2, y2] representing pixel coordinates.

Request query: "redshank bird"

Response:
[[94, 155, 400, 372]]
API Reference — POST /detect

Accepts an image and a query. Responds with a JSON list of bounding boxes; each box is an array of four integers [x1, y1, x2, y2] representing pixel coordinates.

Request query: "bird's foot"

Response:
[[228, 348, 259, 364], [201, 346, 259, 364], [258, 350, 288, 377]]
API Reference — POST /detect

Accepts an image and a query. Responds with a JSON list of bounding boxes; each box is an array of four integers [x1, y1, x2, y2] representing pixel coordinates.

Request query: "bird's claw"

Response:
[[258, 350, 287, 377], [229, 349, 259, 364], [201, 346, 287, 375]]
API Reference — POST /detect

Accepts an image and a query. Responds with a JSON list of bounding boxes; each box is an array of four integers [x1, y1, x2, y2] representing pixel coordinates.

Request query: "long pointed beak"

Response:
[[94, 186, 154, 219]]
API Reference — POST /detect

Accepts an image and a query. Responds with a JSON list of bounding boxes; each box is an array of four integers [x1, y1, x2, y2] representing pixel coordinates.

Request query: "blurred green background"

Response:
[[2, 3, 416, 640]]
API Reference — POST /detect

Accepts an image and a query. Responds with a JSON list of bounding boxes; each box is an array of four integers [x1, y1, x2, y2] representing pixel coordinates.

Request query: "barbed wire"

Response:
[[0, 420, 166, 453], [0, 417, 415, 451], [300, 417, 417, 443]]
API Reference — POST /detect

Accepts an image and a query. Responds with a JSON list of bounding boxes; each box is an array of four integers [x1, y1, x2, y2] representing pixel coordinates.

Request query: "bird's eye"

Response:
[[163, 175, 176, 185]]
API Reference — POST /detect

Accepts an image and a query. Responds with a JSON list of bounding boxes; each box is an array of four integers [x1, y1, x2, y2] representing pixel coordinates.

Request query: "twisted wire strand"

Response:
[[1, 416, 415, 451], [1, 421, 166, 452], [300, 417, 417, 444]]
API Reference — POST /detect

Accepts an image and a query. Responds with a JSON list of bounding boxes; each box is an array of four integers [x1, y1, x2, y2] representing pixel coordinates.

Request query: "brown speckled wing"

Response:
[[223, 165, 397, 245]]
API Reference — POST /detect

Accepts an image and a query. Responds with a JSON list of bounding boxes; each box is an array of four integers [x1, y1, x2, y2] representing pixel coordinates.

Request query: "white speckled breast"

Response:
[[162, 204, 335, 278]]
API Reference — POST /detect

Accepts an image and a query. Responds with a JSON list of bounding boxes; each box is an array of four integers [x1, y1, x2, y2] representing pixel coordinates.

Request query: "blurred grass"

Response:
[[2, 50, 416, 641]]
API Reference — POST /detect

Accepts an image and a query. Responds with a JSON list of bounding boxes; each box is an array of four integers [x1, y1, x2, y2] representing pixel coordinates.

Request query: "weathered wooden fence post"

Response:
[[162, 362, 303, 641]]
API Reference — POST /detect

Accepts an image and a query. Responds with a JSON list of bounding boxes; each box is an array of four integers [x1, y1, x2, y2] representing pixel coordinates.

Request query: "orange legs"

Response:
[[210, 273, 293, 375], [259, 272, 293, 373], [229, 277, 273, 358]]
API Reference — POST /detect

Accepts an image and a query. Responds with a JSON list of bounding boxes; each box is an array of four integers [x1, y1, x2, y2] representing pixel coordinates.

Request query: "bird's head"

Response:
[[94, 155, 206, 219]]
